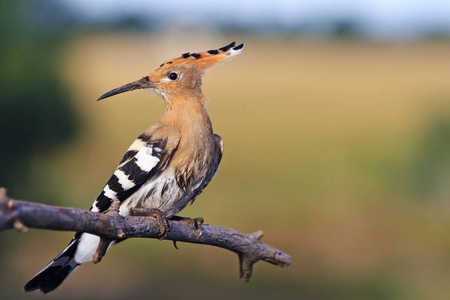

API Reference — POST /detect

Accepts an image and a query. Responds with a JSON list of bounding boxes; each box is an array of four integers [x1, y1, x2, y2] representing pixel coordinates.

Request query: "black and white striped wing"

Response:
[[91, 133, 180, 213]]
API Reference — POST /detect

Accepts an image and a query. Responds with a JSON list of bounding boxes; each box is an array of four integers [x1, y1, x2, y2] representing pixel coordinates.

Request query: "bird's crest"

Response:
[[97, 42, 244, 101], [159, 41, 244, 70]]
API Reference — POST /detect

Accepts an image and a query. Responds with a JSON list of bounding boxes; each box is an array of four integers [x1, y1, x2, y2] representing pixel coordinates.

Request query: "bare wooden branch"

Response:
[[0, 188, 290, 282]]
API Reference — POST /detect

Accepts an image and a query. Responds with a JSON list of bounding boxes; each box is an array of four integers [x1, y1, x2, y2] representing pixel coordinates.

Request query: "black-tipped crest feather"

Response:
[[219, 41, 236, 52]]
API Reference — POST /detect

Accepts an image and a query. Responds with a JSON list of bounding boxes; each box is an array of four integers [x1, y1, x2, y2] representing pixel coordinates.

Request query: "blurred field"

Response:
[[2, 34, 450, 299]]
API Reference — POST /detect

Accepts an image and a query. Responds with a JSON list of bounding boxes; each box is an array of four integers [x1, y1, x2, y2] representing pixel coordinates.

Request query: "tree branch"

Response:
[[0, 188, 290, 282]]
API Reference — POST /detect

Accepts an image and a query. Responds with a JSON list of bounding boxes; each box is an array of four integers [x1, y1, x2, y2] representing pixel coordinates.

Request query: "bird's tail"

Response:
[[23, 237, 81, 294]]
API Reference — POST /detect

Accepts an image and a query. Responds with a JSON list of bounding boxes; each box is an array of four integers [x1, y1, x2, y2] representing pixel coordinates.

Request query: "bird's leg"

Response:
[[170, 216, 204, 237], [102, 198, 121, 215], [130, 207, 171, 240]]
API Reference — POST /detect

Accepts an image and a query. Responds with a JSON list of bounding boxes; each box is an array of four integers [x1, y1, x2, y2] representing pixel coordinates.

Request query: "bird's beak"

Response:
[[97, 76, 157, 101]]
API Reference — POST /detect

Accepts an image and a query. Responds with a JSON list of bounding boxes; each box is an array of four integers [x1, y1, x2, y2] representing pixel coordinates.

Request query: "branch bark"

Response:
[[0, 188, 290, 282]]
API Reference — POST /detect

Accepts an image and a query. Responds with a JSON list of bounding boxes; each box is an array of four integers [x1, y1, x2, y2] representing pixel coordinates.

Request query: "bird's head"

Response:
[[97, 42, 244, 103]]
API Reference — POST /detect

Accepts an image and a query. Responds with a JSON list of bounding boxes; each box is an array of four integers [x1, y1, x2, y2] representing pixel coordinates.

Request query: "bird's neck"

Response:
[[160, 93, 213, 136]]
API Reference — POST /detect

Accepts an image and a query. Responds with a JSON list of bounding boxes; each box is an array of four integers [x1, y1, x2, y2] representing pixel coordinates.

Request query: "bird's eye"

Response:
[[169, 72, 178, 80]]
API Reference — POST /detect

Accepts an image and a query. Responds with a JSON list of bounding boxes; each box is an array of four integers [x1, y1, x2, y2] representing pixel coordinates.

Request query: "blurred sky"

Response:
[[65, 0, 450, 39]]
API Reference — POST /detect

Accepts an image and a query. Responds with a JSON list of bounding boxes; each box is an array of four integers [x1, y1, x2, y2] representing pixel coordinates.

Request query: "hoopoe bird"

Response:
[[24, 41, 244, 293]]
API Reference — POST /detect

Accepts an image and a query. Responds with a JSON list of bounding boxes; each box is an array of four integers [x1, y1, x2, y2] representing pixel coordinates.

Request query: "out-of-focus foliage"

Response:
[[0, 0, 78, 198], [408, 118, 450, 197]]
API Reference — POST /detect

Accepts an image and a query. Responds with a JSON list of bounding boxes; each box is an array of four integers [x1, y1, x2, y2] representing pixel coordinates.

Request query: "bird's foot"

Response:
[[103, 198, 121, 215], [130, 208, 171, 240], [171, 216, 204, 238]]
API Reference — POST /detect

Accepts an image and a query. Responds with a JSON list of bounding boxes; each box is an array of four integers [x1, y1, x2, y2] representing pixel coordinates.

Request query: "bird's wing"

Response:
[[178, 134, 223, 205], [202, 134, 224, 189], [91, 127, 181, 213]]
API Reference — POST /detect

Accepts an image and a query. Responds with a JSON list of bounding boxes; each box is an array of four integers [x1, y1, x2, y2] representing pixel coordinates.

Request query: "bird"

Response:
[[23, 41, 244, 294]]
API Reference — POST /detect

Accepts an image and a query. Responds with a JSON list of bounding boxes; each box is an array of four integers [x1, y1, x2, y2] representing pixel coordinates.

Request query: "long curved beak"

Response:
[[97, 76, 157, 101]]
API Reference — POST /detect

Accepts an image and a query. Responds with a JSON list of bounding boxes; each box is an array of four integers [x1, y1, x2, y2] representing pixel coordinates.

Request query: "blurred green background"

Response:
[[2, 1, 450, 299]]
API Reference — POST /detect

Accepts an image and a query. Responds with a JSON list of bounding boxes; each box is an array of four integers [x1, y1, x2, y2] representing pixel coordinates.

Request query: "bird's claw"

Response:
[[130, 207, 171, 240], [192, 217, 204, 232], [152, 210, 171, 240]]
